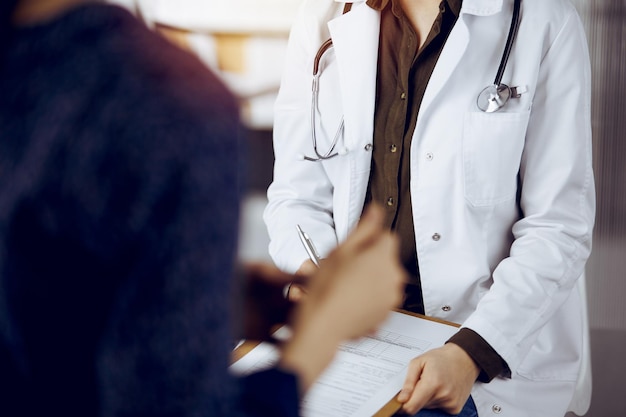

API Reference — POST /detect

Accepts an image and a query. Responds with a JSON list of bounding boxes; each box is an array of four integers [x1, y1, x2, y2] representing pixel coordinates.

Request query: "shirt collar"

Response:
[[366, 0, 462, 17]]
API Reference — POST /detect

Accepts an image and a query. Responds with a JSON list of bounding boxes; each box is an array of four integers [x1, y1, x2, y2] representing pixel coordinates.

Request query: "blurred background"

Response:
[[110, 1, 624, 415]]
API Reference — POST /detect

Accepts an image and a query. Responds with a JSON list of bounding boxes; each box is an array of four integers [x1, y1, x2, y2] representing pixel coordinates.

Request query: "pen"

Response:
[[284, 225, 320, 299], [296, 224, 321, 268]]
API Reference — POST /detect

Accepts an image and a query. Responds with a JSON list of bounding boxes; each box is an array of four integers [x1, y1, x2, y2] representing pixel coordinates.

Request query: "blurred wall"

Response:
[[568, 1, 625, 416], [569, 0, 626, 332], [108, 0, 301, 129]]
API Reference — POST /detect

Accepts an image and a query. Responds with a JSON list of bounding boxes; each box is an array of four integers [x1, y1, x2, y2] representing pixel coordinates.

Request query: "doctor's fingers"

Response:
[[398, 349, 475, 415], [397, 358, 433, 415]]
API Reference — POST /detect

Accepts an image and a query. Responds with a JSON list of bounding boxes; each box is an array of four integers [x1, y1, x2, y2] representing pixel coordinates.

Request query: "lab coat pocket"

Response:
[[463, 110, 530, 207]]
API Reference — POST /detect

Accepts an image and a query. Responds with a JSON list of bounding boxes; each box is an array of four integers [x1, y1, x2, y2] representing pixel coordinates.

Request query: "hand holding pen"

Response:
[[284, 225, 322, 301]]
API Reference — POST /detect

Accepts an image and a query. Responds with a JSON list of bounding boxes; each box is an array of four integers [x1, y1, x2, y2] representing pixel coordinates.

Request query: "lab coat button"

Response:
[[426, 152, 434, 161], [441, 305, 451, 312], [364, 143, 373, 151], [492, 404, 502, 414], [431, 233, 441, 241]]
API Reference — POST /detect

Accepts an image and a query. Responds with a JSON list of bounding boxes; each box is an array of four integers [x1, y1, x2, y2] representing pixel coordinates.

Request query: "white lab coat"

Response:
[[264, 0, 595, 415]]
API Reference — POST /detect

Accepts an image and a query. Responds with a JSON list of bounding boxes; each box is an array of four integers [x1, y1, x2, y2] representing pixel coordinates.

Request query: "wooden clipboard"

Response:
[[233, 310, 459, 417]]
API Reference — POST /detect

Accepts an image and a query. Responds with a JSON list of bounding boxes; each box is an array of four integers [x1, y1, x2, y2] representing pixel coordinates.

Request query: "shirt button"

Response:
[[386, 197, 394, 206], [492, 404, 502, 414], [400, 92, 406, 100], [432, 233, 441, 241], [364, 143, 373, 151], [390, 144, 397, 153], [426, 152, 434, 161], [441, 305, 451, 312]]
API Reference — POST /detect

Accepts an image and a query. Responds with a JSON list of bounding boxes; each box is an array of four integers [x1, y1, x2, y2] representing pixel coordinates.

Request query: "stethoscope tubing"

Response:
[[307, 39, 343, 161], [493, 0, 521, 87], [313, 39, 333, 76], [304, 0, 522, 160]]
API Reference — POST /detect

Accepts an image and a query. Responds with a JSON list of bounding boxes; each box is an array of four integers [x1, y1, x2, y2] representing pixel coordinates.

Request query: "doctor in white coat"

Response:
[[264, 0, 595, 416]]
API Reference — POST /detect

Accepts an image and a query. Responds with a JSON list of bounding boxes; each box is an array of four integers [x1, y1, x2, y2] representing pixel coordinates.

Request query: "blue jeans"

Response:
[[394, 396, 478, 417]]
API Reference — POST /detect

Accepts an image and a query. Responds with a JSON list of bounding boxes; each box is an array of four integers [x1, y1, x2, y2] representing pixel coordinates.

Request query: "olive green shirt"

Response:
[[364, 0, 507, 382]]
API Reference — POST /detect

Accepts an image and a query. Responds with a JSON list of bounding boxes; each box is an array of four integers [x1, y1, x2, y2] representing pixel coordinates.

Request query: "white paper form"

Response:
[[230, 311, 458, 417]]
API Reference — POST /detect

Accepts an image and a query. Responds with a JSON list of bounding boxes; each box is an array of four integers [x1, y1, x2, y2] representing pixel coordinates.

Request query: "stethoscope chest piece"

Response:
[[477, 84, 512, 113]]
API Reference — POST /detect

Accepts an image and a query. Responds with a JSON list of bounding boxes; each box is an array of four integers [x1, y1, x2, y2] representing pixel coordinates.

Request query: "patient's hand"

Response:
[[238, 262, 295, 341], [280, 204, 406, 392], [288, 259, 319, 301]]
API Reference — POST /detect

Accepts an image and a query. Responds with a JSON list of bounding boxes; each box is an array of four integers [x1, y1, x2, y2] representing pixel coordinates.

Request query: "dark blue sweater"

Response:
[[0, 4, 297, 417]]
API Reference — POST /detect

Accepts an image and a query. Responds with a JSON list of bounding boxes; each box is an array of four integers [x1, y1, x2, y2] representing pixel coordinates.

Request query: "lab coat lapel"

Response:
[[328, 4, 380, 150], [419, 0, 503, 117], [419, 16, 469, 116]]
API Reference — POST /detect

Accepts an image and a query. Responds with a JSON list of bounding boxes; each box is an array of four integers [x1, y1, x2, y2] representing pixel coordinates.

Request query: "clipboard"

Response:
[[232, 310, 459, 417]]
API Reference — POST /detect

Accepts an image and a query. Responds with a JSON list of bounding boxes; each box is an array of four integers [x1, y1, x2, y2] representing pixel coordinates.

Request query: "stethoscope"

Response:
[[476, 0, 522, 112], [303, 0, 522, 162], [302, 37, 347, 162]]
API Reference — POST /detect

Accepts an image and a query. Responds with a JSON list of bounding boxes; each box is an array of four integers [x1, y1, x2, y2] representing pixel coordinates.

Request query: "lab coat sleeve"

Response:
[[264, 0, 343, 273], [462, 6, 595, 373]]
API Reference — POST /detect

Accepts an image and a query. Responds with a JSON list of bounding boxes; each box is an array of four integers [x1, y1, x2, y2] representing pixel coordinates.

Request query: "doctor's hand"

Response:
[[397, 343, 480, 415]]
